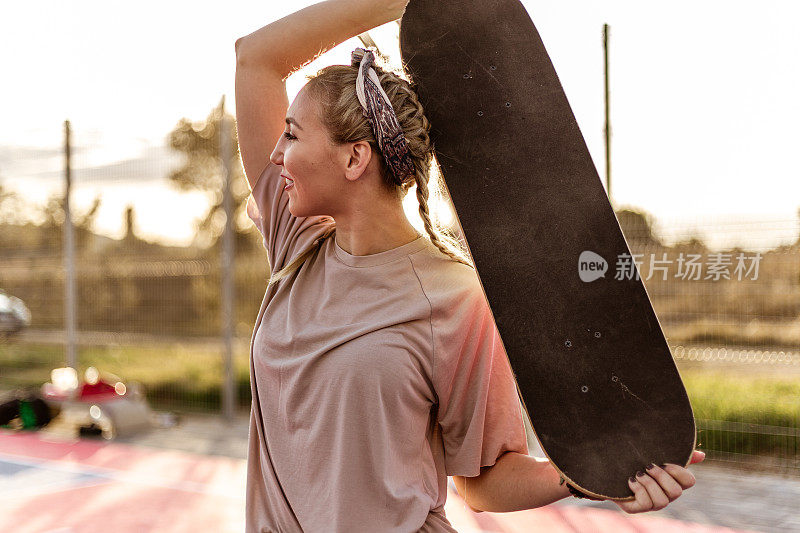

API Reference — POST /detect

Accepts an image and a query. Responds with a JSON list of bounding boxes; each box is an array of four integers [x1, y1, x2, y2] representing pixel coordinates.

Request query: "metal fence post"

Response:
[[63, 119, 77, 371], [220, 97, 236, 421]]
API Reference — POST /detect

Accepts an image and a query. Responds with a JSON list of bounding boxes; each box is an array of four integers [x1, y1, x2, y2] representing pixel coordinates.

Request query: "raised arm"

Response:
[[234, 0, 408, 188]]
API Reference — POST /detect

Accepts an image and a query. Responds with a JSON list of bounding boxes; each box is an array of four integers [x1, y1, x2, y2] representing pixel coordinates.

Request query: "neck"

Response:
[[332, 200, 421, 256]]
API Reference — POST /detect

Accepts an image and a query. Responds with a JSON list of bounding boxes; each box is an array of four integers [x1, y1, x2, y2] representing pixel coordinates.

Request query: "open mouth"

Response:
[[283, 176, 294, 190]]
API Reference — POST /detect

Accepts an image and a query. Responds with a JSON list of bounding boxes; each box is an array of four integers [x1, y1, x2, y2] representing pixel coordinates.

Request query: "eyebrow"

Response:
[[285, 117, 303, 130]]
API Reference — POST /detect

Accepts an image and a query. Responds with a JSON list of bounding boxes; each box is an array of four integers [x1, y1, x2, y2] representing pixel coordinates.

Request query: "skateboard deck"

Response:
[[400, 0, 696, 499]]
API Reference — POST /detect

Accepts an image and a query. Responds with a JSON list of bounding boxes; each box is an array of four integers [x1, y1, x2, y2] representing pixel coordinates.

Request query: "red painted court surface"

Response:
[[1, 430, 751, 533]]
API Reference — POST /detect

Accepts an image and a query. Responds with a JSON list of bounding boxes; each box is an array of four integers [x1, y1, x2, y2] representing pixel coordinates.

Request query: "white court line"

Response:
[[0, 452, 244, 500], [1, 475, 113, 501]]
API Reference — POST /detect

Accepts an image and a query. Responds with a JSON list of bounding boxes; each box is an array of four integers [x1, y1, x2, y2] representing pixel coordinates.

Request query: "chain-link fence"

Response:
[[622, 213, 800, 473], [0, 107, 265, 415], [1, 114, 799, 472]]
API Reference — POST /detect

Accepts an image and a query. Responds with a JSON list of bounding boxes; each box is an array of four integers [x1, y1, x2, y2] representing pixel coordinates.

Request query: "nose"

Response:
[[269, 141, 283, 167]]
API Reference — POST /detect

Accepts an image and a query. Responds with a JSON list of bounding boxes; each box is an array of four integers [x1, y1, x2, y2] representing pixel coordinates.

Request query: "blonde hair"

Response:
[[267, 51, 472, 289]]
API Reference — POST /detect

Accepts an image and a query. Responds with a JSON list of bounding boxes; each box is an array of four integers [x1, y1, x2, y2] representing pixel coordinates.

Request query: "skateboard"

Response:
[[400, 0, 696, 499]]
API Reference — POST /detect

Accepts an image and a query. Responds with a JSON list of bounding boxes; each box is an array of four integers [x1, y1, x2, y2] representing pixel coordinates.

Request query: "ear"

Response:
[[343, 140, 373, 182]]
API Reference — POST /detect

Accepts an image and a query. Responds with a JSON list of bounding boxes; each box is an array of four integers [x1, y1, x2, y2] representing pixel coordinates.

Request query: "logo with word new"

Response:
[[578, 250, 761, 282], [578, 251, 608, 282]]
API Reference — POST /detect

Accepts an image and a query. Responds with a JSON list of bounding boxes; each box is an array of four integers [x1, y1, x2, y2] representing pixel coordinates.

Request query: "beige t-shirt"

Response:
[[244, 162, 528, 532]]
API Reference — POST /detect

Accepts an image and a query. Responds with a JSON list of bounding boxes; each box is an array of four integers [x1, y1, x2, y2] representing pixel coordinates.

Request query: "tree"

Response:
[[36, 192, 102, 251], [0, 182, 23, 224], [615, 208, 663, 248], [167, 99, 254, 249]]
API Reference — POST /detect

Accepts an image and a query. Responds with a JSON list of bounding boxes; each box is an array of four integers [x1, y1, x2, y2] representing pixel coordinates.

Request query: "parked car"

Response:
[[0, 290, 31, 335]]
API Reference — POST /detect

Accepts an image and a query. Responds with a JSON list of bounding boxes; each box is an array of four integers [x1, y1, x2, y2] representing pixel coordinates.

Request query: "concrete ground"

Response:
[[88, 410, 800, 533]]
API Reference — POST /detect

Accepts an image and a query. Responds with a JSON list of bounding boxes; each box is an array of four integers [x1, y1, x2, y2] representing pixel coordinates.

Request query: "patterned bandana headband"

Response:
[[351, 48, 416, 186]]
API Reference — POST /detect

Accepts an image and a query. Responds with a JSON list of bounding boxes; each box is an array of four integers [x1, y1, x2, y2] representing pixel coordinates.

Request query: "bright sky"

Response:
[[1, 0, 798, 250]]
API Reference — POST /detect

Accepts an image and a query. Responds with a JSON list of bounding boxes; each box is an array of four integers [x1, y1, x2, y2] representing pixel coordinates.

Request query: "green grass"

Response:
[[2, 342, 799, 460], [680, 368, 800, 459], [0, 342, 252, 412], [683, 370, 800, 424]]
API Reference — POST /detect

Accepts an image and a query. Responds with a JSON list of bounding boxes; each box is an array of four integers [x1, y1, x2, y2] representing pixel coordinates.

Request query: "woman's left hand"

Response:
[[613, 450, 705, 514]]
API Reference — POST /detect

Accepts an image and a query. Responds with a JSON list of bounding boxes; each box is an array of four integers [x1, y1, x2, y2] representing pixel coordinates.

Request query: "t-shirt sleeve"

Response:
[[246, 162, 334, 271], [432, 276, 529, 478]]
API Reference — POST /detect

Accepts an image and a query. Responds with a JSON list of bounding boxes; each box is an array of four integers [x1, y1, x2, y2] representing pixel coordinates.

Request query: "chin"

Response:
[[287, 201, 314, 219], [287, 205, 305, 218], [287, 194, 331, 219], [289, 204, 331, 219]]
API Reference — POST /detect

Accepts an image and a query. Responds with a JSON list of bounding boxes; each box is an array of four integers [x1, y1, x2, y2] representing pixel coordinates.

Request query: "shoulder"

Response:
[[408, 241, 485, 310]]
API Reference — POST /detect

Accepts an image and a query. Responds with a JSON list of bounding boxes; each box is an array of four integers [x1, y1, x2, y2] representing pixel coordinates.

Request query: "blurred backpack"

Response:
[[0, 393, 54, 429]]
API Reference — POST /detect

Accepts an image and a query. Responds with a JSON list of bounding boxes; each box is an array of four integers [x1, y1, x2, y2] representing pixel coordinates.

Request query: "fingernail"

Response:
[[629, 475, 637, 483], [646, 463, 656, 470], [636, 470, 645, 477], [659, 463, 667, 469]]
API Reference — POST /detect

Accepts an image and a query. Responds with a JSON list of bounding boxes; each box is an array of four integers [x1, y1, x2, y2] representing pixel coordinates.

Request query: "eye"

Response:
[[283, 131, 297, 141]]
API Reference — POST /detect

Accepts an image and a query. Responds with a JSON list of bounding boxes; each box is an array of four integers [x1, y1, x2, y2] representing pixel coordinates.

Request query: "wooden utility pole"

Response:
[[603, 24, 612, 202]]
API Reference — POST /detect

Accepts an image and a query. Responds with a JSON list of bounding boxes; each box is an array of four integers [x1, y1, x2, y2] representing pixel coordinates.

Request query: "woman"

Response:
[[234, 1, 704, 531]]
